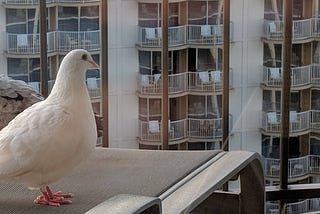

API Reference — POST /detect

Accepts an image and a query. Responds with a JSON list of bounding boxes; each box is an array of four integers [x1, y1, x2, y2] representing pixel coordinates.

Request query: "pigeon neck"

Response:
[[48, 68, 88, 102]]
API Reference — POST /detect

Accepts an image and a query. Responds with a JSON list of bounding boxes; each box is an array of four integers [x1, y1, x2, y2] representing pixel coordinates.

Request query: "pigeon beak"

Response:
[[89, 60, 100, 69]]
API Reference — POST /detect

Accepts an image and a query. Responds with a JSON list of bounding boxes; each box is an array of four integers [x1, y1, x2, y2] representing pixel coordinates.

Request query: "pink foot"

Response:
[[34, 186, 74, 207]]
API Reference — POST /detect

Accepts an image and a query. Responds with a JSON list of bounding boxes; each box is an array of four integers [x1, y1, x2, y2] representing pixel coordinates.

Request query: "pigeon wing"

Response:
[[0, 101, 75, 179]]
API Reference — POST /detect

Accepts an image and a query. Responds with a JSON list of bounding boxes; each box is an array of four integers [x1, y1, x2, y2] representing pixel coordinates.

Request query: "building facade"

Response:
[[1, 0, 320, 212]]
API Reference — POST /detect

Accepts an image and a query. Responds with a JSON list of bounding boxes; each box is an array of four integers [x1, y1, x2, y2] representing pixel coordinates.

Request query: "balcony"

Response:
[[266, 198, 320, 214], [187, 24, 224, 45], [137, 72, 187, 97], [264, 155, 320, 179], [261, 110, 311, 135], [55, 31, 101, 53], [6, 30, 101, 55], [86, 77, 101, 99], [188, 118, 222, 139], [138, 119, 186, 143], [138, 117, 232, 144], [262, 64, 320, 89], [137, 26, 186, 48], [263, 18, 320, 42], [188, 70, 224, 93], [137, 70, 232, 97], [27, 77, 101, 100], [136, 24, 232, 49], [2, 0, 99, 5]]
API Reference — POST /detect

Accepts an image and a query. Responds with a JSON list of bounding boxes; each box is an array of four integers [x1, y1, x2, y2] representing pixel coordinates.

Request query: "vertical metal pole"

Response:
[[40, 1, 48, 97], [222, 0, 230, 152], [101, 0, 109, 147], [280, 0, 292, 190], [161, 0, 169, 150]]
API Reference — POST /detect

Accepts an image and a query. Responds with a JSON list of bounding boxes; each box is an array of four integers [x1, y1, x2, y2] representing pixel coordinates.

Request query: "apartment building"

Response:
[[0, 0, 101, 115], [1, 0, 320, 212]]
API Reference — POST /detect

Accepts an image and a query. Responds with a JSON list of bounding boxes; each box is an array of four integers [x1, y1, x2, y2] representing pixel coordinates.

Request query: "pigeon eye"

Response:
[[81, 54, 88, 61]]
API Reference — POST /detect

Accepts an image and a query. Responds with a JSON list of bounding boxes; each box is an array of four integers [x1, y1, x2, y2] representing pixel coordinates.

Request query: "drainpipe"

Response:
[[222, 0, 230, 152], [280, 0, 292, 207], [40, 1, 48, 97], [101, 0, 109, 147], [161, 0, 169, 150]]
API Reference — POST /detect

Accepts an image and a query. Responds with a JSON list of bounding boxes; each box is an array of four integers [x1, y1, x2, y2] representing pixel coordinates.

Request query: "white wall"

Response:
[[0, 6, 7, 75], [108, 0, 139, 148], [229, 0, 264, 154]]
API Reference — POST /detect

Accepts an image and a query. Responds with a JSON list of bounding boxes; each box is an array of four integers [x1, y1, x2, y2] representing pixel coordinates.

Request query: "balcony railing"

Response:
[[138, 119, 187, 142], [137, 24, 233, 48], [137, 26, 186, 48], [262, 64, 320, 88], [263, 18, 320, 41], [188, 71, 224, 93], [138, 116, 233, 142], [261, 110, 312, 134], [137, 70, 232, 96], [86, 77, 101, 99], [266, 198, 320, 214], [187, 24, 224, 45], [138, 72, 187, 96], [2, 0, 99, 4], [27, 77, 101, 100], [265, 155, 320, 179], [6, 30, 101, 55], [188, 118, 222, 139]]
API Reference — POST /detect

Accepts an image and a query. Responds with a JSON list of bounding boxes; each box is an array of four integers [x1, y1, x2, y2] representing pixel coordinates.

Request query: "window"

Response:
[[6, 8, 38, 34], [86, 54, 100, 78], [312, 42, 320, 64], [188, 0, 220, 25], [58, 7, 78, 31], [58, 6, 99, 31], [7, 57, 46, 83], [262, 90, 300, 112], [139, 3, 179, 27], [8, 58, 28, 82], [80, 6, 99, 31], [198, 48, 216, 71], [169, 3, 179, 26], [311, 137, 320, 155], [138, 3, 159, 27], [312, 90, 320, 110]]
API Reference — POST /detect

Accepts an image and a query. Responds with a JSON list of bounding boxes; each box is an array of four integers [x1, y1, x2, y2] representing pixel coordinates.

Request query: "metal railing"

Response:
[[138, 119, 186, 142], [6, 30, 100, 55], [137, 23, 233, 48], [2, 0, 98, 4], [266, 198, 320, 214], [263, 18, 320, 41], [137, 70, 232, 95], [188, 118, 222, 139], [137, 26, 186, 48], [138, 116, 233, 142], [187, 24, 224, 45], [27, 77, 101, 99], [265, 155, 320, 178], [261, 110, 312, 134], [262, 64, 320, 88]]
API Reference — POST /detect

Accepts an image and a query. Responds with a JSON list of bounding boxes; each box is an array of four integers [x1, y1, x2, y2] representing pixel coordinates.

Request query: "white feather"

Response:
[[0, 49, 97, 188]]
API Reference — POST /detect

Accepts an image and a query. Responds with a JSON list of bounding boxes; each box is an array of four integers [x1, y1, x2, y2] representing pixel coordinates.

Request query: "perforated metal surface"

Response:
[[0, 148, 219, 213]]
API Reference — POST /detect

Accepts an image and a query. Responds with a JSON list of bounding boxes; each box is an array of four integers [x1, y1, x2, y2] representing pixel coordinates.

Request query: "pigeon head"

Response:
[[49, 49, 100, 98], [61, 49, 99, 74]]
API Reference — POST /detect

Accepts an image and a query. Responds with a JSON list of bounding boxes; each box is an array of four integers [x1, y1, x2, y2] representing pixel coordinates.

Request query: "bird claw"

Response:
[[34, 186, 73, 207]]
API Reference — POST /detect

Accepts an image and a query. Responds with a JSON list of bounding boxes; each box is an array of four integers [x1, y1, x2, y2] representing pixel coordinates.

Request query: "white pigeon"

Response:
[[0, 49, 99, 206], [0, 75, 43, 130]]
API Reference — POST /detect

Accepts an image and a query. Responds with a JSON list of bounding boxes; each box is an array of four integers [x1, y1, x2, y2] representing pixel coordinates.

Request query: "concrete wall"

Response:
[[0, 6, 7, 75], [229, 0, 264, 154], [108, 0, 139, 148]]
